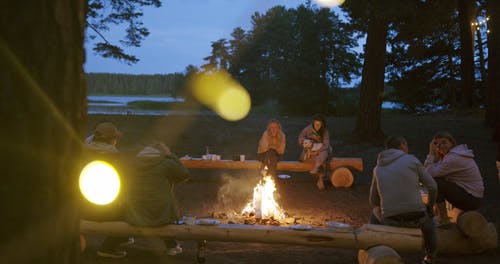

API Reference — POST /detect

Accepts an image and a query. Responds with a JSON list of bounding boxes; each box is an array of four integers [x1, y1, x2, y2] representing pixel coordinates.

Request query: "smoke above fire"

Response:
[[216, 173, 259, 212]]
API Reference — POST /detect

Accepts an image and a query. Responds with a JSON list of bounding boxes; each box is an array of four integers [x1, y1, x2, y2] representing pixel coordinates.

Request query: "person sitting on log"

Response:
[[424, 131, 484, 229], [82, 121, 134, 258], [125, 141, 191, 256], [298, 114, 332, 190], [370, 135, 437, 264], [257, 119, 286, 178]]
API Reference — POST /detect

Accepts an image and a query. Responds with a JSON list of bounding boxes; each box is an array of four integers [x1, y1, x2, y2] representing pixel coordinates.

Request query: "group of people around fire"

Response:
[[81, 115, 485, 264]]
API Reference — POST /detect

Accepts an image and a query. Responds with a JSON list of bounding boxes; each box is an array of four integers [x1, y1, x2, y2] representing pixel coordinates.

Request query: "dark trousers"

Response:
[[257, 149, 281, 177], [370, 208, 436, 258], [95, 205, 130, 252], [434, 178, 481, 211]]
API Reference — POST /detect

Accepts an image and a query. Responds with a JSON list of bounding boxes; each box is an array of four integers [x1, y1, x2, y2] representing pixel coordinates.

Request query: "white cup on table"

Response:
[[240, 155, 245, 161]]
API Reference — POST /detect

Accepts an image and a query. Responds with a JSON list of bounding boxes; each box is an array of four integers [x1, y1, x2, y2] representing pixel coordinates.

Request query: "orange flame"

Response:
[[241, 167, 285, 220]]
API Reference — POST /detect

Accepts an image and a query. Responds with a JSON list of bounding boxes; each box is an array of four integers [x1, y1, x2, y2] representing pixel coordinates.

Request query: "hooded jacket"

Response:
[[424, 144, 484, 198], [370, 149, 437, 219], [81, 141, 126, 221], [126, 147, 190, 226], [257, 129, 286, 154]]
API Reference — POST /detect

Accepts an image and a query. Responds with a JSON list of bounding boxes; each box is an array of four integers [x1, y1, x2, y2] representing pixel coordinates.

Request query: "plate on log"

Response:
[[196, 219, 221, 226], [290, 224, 312, 231], [326, 221, 352, 232], [278, 174, 291, 179]]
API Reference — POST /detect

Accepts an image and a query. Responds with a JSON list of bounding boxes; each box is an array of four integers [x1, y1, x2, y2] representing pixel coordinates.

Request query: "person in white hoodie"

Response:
[[370, 135, 437, 264], [424, 131, 484, 228]]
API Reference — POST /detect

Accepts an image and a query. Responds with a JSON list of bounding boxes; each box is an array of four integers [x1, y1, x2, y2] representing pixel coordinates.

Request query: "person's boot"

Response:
[[436, 202, 451, 229]]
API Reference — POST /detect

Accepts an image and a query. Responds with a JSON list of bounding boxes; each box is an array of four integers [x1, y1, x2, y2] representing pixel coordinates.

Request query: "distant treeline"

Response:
[[86, 73, 185, 97]]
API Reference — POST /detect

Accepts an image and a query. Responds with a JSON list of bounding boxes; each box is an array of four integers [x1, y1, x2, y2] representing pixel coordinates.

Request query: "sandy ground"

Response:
[[83, 113, 500, 263]]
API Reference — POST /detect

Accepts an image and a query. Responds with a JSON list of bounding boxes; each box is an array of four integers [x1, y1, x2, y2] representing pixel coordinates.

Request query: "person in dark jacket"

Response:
[[82, 121, 133, 258], [126, 142, 190, 255]]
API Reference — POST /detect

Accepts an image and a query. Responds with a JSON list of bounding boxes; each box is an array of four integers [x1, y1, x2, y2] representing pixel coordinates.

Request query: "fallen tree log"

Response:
[[436, 223, 498, 254], [357, 223, 497, 254], [456, 211, 488, 239], [80, 221, 497, 254], [330, 167, 354, 188], [180, 158, 363, 173], [358, 245, 403, 264]]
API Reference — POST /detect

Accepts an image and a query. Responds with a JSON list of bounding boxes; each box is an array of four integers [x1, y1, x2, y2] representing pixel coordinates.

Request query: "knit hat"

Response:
[[94, 122, 121, 140]]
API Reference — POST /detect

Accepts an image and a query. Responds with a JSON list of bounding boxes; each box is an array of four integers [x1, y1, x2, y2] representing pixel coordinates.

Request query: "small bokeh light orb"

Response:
[[189, 68, 251, 121], [79, 160, 121, 205], [315, 0, 345, 8]]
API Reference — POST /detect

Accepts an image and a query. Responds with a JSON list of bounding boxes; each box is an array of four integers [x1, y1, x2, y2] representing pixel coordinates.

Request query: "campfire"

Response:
[[241, 167, 286, 221]]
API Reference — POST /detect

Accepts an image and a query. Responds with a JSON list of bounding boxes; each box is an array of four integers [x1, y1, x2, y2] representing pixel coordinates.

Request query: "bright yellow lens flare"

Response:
[[216, 88, 251, 121], [189, 69, 251, 121], [79, 160, 121, 205], [315, 0, 345, 8]]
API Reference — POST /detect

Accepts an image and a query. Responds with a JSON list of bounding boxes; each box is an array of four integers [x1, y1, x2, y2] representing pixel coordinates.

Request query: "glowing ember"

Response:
[[241, 168, 286, 220]]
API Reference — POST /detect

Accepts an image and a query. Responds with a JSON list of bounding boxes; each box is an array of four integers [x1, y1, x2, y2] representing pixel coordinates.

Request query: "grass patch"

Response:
[[127, 100, 205, 111]]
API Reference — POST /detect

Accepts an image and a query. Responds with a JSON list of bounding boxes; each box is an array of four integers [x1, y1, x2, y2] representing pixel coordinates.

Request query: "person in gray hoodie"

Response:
[[424, 131, 484, 227], [370, 136, 437, 264]]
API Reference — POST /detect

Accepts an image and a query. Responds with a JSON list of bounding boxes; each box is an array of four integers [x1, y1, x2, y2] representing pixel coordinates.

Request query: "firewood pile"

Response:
[[207, 211, 352, 227]]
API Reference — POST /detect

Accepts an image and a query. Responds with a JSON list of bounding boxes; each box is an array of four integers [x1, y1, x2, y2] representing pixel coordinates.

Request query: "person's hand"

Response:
[[428, 139, 444, 162], [429, 139, 438, 156]]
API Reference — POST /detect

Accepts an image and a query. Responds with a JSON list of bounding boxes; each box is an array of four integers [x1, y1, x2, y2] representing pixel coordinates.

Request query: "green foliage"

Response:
[[332, 88, 360, 117], [86, 0, 161, 64], [386, 0, 460, 110], [204, 3, 361, 115]]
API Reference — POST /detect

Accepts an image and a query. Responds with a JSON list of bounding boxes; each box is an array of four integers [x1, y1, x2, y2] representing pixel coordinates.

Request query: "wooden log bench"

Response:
[[80, 220, 497, 255], [180, 157, 363, 187]]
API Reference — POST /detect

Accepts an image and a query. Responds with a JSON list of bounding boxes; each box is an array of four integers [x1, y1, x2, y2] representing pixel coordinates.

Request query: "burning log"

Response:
[[241, 171, 286, 221]]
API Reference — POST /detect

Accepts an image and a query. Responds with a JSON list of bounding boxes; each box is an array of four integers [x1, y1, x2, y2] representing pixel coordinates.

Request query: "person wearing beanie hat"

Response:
[[82, 121, 132, 258]]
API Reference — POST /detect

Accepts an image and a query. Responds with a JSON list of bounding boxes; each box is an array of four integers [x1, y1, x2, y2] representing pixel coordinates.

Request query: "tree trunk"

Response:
[[485, 0, 500, 126], [0, 0, 86, 263], [355, 14, 387, 140], [458, 0, 476, 107], [476, 27, 487, 101], [447, 51, 457, 109]]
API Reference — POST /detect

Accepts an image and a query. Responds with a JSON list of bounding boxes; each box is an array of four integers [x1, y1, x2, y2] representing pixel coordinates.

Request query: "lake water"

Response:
[[87, 95, 403, 115], [87, 95, 188, 115]]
